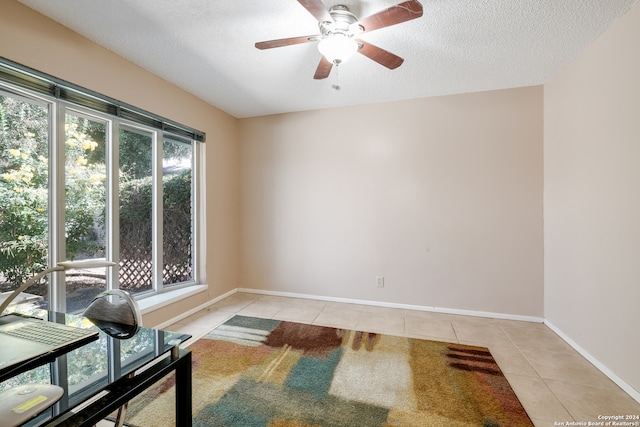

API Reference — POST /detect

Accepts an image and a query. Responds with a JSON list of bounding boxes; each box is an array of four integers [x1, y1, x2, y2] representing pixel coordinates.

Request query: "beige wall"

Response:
[[240, 87, 544, 317], [544, 3, 640, 395], [0, 1, 241, 322]]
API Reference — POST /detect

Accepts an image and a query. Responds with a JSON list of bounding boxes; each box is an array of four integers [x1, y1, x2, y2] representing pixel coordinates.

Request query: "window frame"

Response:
[[1, 75, 203, 311]]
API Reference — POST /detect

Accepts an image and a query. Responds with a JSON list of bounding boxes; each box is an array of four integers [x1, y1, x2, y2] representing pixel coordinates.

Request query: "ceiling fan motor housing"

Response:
[[319, 5, 362, 37]]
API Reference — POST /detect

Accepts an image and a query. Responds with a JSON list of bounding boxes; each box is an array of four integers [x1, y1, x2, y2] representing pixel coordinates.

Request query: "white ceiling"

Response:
[[18, 0, 639, 118]]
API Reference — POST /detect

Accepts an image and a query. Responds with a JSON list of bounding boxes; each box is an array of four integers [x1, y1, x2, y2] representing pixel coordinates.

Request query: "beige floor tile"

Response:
[[164, 309, 234, 343], [490, 345, 539, 377], [545, 379, 640, 421], [503, 326, 576, 354], [520, 348, 618, 387], [256, 295, 299, 303], [495, 318, 548, 330], [446, 313, 500, 327], [164, 322, 212, 344], [322, 301, 367, 312], [272, 303, 324, 323], [170, 310, 205, 325], [237, 299, 289, 318], [312, 306, 361, 329], [208, 292, 260, 312], [405, 332, 459, 343], [454, 321, 516, 348], [355, 312, 405, 335], [505, 373, 574, 422], [404, 313, 458, 341], [403, 309, 451, 320], [280, 298, 327, 310], [179, 308, 233, 329], [352, 304, 405, 316]]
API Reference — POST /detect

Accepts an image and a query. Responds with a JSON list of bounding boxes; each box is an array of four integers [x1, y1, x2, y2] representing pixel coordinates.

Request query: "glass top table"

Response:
[[0, 305, 192, 426]]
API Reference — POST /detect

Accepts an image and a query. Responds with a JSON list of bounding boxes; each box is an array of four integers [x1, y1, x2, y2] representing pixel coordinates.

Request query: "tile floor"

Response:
[[110, 292, 640, 427]]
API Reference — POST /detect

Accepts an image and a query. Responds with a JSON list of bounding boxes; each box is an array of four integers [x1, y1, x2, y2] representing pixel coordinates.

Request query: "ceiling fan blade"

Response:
[[314, 56, 333, 79], [357, 0, 423, 33], [298, 0, 333, 23], [356, 40, 404, 69], [255, 35, 318, 50]]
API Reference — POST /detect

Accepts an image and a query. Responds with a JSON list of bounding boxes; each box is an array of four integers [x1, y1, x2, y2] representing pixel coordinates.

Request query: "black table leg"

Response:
[[175, 349, 192, 425]]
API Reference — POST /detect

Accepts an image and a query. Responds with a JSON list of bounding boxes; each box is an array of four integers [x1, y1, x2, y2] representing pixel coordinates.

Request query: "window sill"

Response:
[[137, 285, 208, 315]]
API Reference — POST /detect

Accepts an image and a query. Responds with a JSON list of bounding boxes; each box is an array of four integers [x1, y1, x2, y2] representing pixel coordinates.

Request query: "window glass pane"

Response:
[[0, 91, 50, 309], [163, 139, 193, 285], [64, 113, 108, 312], [119, 127, 153, 296], [0, 363, 51, 391], [63, 314, 108, 392]]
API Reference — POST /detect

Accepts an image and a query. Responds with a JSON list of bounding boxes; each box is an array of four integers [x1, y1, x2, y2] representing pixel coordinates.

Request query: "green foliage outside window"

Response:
[[0, 95, 105, 287], [1, 96, 51, 285], [1, 93, 193, 291]]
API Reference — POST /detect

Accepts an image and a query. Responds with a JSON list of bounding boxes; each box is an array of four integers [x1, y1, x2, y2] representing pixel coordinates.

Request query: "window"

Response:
[[118, 125, 155, 298], [64, 111, 109, 310], [0, 60, 204, 313], [0, 90, 51, 305], [162, 138, 194, 286]]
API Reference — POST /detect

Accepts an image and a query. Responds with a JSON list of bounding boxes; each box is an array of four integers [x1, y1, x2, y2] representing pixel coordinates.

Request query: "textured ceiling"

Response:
[[17, 0, 639, 118]]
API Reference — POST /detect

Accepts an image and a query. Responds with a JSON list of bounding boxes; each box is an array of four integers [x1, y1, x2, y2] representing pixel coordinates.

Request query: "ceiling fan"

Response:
[[255, 0, 424, 79]]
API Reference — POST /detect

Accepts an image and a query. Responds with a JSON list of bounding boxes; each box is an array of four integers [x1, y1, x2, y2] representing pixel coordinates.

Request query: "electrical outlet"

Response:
[[376, 276, 384, 288]]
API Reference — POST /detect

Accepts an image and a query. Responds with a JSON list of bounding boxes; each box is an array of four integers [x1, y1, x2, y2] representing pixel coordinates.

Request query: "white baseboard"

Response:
[[544, 320, 640, 404], [237, 287, 544, 323]]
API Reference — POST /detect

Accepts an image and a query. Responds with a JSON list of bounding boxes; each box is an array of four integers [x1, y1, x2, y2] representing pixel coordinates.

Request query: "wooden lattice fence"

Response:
[[119, 171, 192, 291]]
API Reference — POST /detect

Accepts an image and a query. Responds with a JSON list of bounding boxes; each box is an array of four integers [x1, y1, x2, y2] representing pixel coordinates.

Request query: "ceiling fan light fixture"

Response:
[[318, 34, 358, 65]]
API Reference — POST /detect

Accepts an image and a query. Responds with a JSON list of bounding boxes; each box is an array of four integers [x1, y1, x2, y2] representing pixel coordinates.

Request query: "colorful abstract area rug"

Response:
[[123, 315, 534, 427]]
